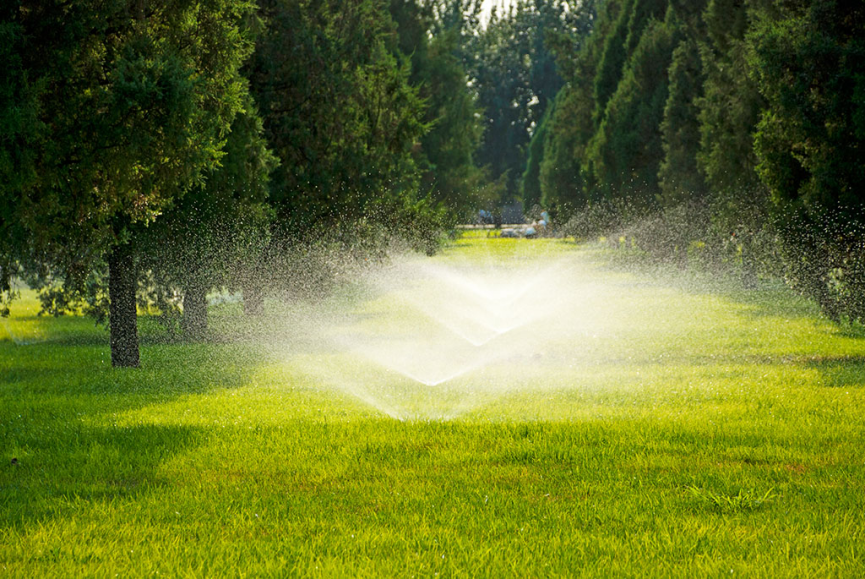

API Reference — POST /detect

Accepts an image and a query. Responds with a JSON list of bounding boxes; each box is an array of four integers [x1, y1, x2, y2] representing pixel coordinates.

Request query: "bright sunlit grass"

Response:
[[1, 238, 864, 577]]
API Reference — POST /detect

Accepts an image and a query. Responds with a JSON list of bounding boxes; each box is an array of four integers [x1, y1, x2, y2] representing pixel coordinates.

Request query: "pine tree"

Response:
[[750, 0, 865, 321], [389, 0, 485, 213], [696, 0, 764, 195], [585, 6, 681, 204], [249, 0, 427, 233], [658, 37, 706, 205], [2, 0, 258, 366]]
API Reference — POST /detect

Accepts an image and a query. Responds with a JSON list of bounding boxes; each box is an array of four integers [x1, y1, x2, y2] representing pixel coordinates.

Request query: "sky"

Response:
[[480, 0, 516, 25]]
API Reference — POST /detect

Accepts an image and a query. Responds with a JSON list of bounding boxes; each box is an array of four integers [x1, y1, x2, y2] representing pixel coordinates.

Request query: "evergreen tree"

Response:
[[389, 0, 486, 214], [592, 0, 636, 127], [695, 0, 765, 195], [0, 14, 38, 314], [592, 0, 667, 128], [473, 0, 572, 205], [539, 86, 591, 210], [248, 0, 427, 232], [658, 37, 706, 205], [1, 0, 257, 366], [539, 0, 612, 211], [749, 0, 865, 321], [585, 6, 681, 204], [521, 105, 550, 210], [136, 95, 277, 339]]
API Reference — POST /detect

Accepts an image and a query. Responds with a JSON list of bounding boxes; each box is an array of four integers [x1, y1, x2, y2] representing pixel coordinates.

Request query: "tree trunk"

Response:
[[243, 282, 263, 316], [741, 233, 758, 289], [108, 242, 140, 368], [181, 277, 208, 341]]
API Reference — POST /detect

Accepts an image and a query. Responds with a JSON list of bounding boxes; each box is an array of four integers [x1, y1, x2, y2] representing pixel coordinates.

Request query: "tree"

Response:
[[248, 0, 427, 232], [695, 0, 765, 196], [473, 0, 573, 205], [585, 6, 681, 204], [1, 0, 257, 366], [538, 0, 609, 211], [749, 0, 865, 320], [0, 13, 39, 315], [657, 37, 706, 205], [389, 0, 486, 214], [592, 0, 668, 128], [521, 105, 550, 210], [536, 0, 612, 211], [136, 94, 277, 340], [539, 86, 590, 210]]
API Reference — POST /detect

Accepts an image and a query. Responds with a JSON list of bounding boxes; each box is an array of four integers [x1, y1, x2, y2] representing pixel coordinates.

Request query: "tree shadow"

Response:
[[0, 422, 201, 530], [0, 316, 279, 534], [0, 340, 262, 398], [0, 339, 267, 530], [596, 251, 859, 333], [804, 356, 865, 388]]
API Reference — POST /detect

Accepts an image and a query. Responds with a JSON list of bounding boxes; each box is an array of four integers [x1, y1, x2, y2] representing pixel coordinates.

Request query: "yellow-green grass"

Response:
[[1, 238, 864, 577]]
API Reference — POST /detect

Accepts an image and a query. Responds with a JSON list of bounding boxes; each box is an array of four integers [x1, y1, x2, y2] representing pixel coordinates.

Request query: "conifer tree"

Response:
[[658, 37, 706, 205], [750, 0, 865, 320], [696, 0, 765, 195], [538, 0, 612, 210], [136, 95, 277, 340], [248, 0, 427, 232], [1, 0, 257, 366], [389, 0, 485, 213], [585, 6, 681, 204]]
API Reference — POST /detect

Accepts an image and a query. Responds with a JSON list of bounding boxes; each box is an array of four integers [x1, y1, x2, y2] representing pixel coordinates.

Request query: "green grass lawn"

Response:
[[2, 237, 864, 577]]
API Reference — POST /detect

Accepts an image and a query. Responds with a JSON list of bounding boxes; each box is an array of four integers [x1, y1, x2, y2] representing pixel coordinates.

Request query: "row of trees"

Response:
[[3, 0, 863, 366], [0, 0, 501, 366], [2, 0, 264, 366], [528, 0, 865, 323]]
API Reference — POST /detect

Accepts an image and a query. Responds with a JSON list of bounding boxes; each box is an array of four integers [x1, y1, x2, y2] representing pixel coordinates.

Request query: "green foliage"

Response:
[[695, 0, 765, 195], [249, 0, 428, 231], [592, 0, 667, 128], [0, 17, 36, 311], [586, 7, 681, 204], [367, 192, 450, 255], [520, 106, 550, 210], [5, 0, 865, 340], [750, 1, 865, 214], [538, 0, 609, 211], [2, 0, 256, 292], [658, 38, 706, 205], [473, 0, 576, 204], [135, 94, 278, 338], [539, 87, 587, 211], [749, 1, 865, 322], [592, 0, 635, 126], [389, 1, 486, 214]]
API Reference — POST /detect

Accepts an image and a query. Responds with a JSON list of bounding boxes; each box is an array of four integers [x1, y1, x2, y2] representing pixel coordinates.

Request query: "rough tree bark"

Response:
[[243, 282, 263, 316], [108, 242, 140, 367]]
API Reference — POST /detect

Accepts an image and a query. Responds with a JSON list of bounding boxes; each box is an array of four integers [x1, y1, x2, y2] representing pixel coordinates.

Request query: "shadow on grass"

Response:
[[805, 356, 865, 388], [1, 314, 108, 347], [0, 422, 201, 530], [0, 340, 264, 529], [595, 246, 861, 335], [2, 310, 268, 347], [0, 341, 263, 399], [0, 316, 282, 532]]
